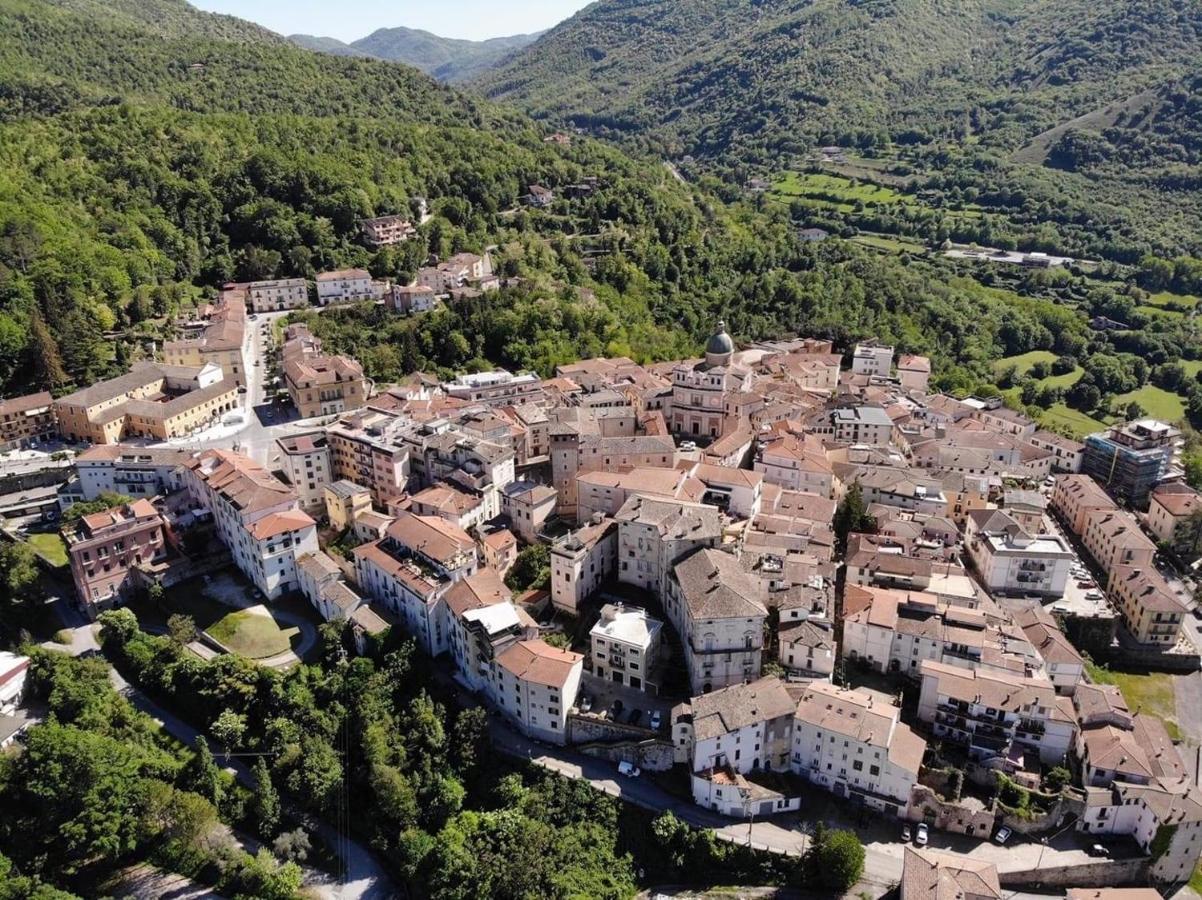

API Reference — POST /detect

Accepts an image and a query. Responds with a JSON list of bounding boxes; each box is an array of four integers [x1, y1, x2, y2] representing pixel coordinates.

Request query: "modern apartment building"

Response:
[[1082, 419, 1182, 508], [442, 369, 544, 408], [917, 660, 1076, 765], [589, 603, 663, 693], [359, 214, 416, 246], [963, 508, 1073, 598]]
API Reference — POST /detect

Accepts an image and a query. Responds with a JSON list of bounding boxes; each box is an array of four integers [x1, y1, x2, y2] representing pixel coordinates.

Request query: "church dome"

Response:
[[705, 321, 734, 357]]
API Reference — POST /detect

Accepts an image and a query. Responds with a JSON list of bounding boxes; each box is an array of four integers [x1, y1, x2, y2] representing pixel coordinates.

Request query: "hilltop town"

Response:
[[3, 270, 1202, 896]]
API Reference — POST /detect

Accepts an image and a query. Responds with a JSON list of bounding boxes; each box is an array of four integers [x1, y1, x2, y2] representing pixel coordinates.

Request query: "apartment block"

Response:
[[590, 603, 663, 693], [66, 499, 169, 614], [182, 449, 318, 600], [665, 547, 767, 694], [1108, 565, 1187, 646], [281, 325, 368, 418], [673, 675, 795, 780], [490, 640, 583, 745], [359, 214, 416, 247], [1147, 482, 1202, 557], [443, 369, 544, 408], [326, 409, 412, 509], [240, 278, 309, 313], [1051, 473, 1117, 535], [0, 391, 55, 449], [315, 268, 379, 305], [917, 660, 1076, 766], [276, 431, 332, 512], [1082, 419, 1182, 508], [71, 446, 192, 501], [792, 682, 926, 817], [963, 509, 1073, 599], [851, 342, 893, 377], [1081, 507, 1156, 577], [615, 495, 722, 597]]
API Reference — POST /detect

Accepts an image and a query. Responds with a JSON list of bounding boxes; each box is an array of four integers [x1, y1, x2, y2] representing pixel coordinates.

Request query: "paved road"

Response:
[[488, 716, 1102, 889]]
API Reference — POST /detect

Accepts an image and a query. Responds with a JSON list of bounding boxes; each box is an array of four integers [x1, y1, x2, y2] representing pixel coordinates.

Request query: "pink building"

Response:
[[66, 499, 168, 616]]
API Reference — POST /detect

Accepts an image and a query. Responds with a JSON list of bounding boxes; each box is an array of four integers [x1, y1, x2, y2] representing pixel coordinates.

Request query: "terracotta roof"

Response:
[[691, 676, 795, 742], [248, 509, 316, 541], [445, 568, 511, 617], [901, 847, 1000, 900], [495, 639, 581, 687]]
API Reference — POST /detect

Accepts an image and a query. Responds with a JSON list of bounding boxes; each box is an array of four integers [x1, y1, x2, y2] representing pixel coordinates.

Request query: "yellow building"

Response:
[[54, 362, 238, 445], [163, 289, 247, 387]]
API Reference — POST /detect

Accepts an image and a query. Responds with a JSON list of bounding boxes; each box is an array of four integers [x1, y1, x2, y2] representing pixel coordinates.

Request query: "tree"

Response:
[[184, 736, 223, 810], [504, 544, 551, 592], [233, 848, 303, 900], [29, 313, 67, 390], [0, 542, 42, 607], [834, 482, 876, 552], [147, 581, 165, 607], [211, 709, 247, 753], [807, 826, 865, 892], [271, 827, 311, 863], [250, 757, 281, 839], [167, 613, 197, 646]]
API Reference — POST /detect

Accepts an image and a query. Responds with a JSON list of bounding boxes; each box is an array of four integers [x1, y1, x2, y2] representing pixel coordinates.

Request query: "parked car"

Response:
[[1077, 580, 1095, 588], [901, 824, 912, 842], [618, 760, 641, 778], [649, 710, 662, 730], [679, 441, 697, 451], [1088, 843, 1110, 858], [1085, 590, 1103, 600], [994, 826, 1012, 845], [628, 709, 642, 727], [915, 823, 929, 846]]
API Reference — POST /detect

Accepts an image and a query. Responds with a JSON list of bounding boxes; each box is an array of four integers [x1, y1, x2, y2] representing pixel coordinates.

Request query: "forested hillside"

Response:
[[479, 0, 1202, 160], [346, 27, 542, 83]]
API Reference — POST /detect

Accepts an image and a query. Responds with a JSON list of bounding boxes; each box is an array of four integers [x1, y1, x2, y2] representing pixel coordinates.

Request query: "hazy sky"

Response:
[[190, 0, 592, 42]]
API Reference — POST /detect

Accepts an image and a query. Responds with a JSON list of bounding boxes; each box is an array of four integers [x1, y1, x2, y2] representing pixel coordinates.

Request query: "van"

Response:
[[618, 761, 641, 778]]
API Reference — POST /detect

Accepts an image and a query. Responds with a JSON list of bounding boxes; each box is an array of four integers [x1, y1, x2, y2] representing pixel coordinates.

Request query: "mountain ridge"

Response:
[[288, 24, 544, 83]]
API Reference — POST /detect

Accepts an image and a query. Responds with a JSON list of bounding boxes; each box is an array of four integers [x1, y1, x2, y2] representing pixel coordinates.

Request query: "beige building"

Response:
[[1108, 565, 1187, 646], [666, 547, 768, 694], [360, 214, 415, 247], [1081, 507, 1156, 577], [54, 362, 237, 445], [896, 355, 931, 392], [323, 480, 373, 533], [282, 324, 368, 418], [316, 268, 379, 305], [326, 409, 412, 509], [490, 639, 582, 745], [615, 495, 722, 597], [163, 290, 247, 387], [1051, 473, 1116, 535], [550, 518, 617, 614], [1147, 482, 1202, 556], [500, 480, 557, 542], [240, 278, 309, 312], [900, 848, 1000, 900], [668, 321, 753, 439]]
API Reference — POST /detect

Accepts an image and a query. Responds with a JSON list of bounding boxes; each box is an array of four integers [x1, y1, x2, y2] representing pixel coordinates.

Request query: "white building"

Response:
[[851, 343, 894, 377], [276, 431, 332, 513], [964, 509, 1073, 599], [1081, 779, 1202, 885], [352, 512, 478, 657], [442, 369, 543, 408], [614, 495, 722, 598], [590, 604, 663, 693], [182, 449, 317, 600], [665, 547, 768, 694], [244, 278, 309, 313], [490, 640, 583, 745], [315, 268, 379, 305], [917, 660, 1076, 766], [831, 406, 895, 446], [0, 652, 30, 715], [792, 681, 926, 818], [501, 480, 557, 543], [550, 518, 618, 614]]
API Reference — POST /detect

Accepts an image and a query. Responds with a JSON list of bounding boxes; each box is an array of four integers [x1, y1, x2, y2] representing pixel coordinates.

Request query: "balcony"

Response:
[[970, 732, 1010, 753]]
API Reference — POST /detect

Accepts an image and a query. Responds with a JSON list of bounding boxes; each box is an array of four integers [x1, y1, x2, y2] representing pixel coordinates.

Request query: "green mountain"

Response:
[[287, 33, 373, 58], [346, 26, 543, 83], [476, 0, 1202, 161]]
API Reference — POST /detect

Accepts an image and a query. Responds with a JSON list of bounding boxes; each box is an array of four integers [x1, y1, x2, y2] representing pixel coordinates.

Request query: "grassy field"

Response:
[[992, 350, 1057, 376], [1039, 404, 1107, 438], [774, 171, 906, 207], [26, 532, 69, 567], [849, 233, 927, 254], [1086, 662, 1182, 741], [1145, 291, 1200, 309], [207, 610, 297, 659], [1112, 385, 1186, 422], [129, 579, 306, 660]]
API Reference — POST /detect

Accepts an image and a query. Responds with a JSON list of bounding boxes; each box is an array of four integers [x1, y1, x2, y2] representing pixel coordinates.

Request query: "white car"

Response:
[[915, 823, 929, 846], [994, 826, 1012, 845], [618, 760, 641, 778]]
